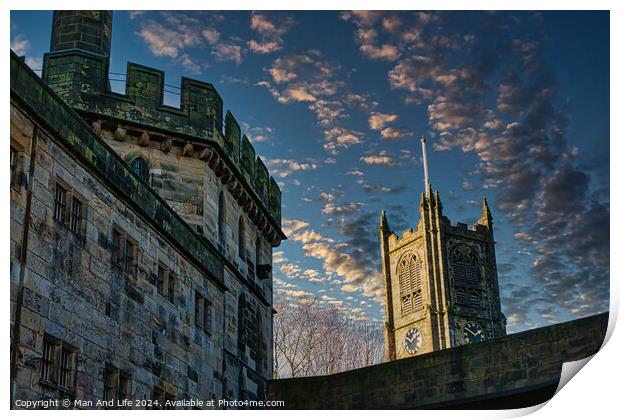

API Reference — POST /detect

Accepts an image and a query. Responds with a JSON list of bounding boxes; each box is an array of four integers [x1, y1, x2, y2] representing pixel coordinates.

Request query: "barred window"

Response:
[[124, 237, 136, 274], [152, 387, 175, 410], [119, 372, 132, 400], [204, 298, 212, 334], [167, 273, 176, 304], [69, 197, 83, 235], [40, 336, 75, 391], [53, 183, 67, 223], [58, 347, 72, 388], [103, 366, 116, 401], [399, 253, 423, 315], [111, 229, 123, 267], [112, 228, 137, 276], [41, 339, 54, 382], [103, 365, 132, 405], [131, 157, 149, 183], [195, 291, 204, 329], [157, 264, 167, 296]]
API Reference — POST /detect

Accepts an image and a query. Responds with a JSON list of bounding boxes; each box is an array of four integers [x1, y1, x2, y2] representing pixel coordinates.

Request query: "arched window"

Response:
[[255, 236, 261, 268], [238, 217, 245, 258], [217, 191, 225, 244], [399, 253, 423, 315], [450, 244, 483, 307], [131, 157, 149, 183], [450, 245, 481, 285]]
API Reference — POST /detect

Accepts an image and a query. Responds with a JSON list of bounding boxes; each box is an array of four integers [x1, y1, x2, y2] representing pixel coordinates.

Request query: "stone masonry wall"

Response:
[[268, 312, 608, 409], [11, 51, 275, 407], [10, 102, 226, 405]]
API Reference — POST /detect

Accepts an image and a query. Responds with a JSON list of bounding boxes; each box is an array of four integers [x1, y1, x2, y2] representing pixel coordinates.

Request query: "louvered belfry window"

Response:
[[399, 253, 423, 315], [450, 244, 483, 306], [451, 245, 481, 285]]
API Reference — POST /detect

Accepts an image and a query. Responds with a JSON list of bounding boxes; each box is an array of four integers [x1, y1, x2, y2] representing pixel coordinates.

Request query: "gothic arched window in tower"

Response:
[[450, 245, 481, 285], [398, 253, 423, 315], [450, 244, 483, 307], [131, 157, 149, 183]]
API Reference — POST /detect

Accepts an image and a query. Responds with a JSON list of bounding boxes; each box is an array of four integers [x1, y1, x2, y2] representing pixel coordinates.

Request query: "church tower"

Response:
[[381, 138, 506, 361]]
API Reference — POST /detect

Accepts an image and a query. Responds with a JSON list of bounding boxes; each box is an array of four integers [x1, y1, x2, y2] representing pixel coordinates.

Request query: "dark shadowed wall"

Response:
[[269, 313, 608, 409]]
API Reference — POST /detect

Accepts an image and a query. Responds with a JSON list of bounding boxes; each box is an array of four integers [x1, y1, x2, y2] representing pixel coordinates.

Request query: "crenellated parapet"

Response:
[[41, 48, 283, 238]]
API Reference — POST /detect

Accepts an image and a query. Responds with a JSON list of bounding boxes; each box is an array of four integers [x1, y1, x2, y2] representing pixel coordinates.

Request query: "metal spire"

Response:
[[420, 136, 430, 197]]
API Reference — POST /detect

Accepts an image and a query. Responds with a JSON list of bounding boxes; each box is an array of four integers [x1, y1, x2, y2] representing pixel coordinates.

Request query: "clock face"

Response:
[[404, 328, 422, 354], [463, 322, 486, 344]]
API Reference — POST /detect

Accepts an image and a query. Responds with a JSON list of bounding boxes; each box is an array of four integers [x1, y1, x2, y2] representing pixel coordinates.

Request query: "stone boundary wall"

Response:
[[268, 312, 609, 409]]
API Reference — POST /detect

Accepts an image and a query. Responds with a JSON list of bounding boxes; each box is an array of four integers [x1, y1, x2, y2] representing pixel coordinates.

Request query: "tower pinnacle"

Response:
[[477, 197, 493, 228], [380, 210, 391, 232]]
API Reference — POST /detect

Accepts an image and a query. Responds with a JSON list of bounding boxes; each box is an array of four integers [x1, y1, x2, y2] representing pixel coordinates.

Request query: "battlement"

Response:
[[41, 48, 281, 227], [446, 218, 489, 234]]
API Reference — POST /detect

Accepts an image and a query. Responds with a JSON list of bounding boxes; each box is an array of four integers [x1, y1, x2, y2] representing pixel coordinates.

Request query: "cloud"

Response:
[[202, 27, 220, 45], [259, 51, 366, 155], [427, 97, 485, 132], [248, 13, 294, 54], [368, 112, 398, 130], [273, 251, 286, 264], [317, 191, 363, 216], [137, 20, 200, 58], [11, 34, 42, 72], [360, 151, 397, 167], [11, 34, 30, 56], [211, 42, 242, 64], [282, 219, 310, 236], [286, 218, 383, 299], [323, 127, 363, 154], [359, 44, 400, 61], [380, 127, 413, 140], [241, 123, 274, 143], [263, 158, 318, 179]]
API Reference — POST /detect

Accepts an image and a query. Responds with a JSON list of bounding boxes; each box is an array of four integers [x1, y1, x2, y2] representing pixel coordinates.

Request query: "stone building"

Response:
[[10, 10, 285, 408], [380, 138, 506, 361]]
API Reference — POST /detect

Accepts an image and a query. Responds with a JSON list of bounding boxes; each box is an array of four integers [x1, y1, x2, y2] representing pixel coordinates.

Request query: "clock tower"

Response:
[[380, 138, 506, 361]]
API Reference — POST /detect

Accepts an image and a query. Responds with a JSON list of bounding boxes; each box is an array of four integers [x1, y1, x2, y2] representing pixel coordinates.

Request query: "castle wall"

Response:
[[10, 101, 227, 405], [11, 47, 277, 408], [268, 313, 608, 409]]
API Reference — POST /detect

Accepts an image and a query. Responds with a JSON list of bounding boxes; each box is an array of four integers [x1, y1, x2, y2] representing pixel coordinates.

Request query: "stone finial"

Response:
[[478, 197, 493, 226], [434, 190, 442, 210], [380, 210, 391, 232], [419, 192, 426, 210]]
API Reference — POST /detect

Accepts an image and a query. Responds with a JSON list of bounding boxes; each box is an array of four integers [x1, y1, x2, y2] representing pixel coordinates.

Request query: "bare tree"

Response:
[[273, 296, 384, 379]]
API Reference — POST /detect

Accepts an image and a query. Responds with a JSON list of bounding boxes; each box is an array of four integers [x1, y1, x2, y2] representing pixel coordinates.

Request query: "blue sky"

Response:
[[10, 10, 610, 332]]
